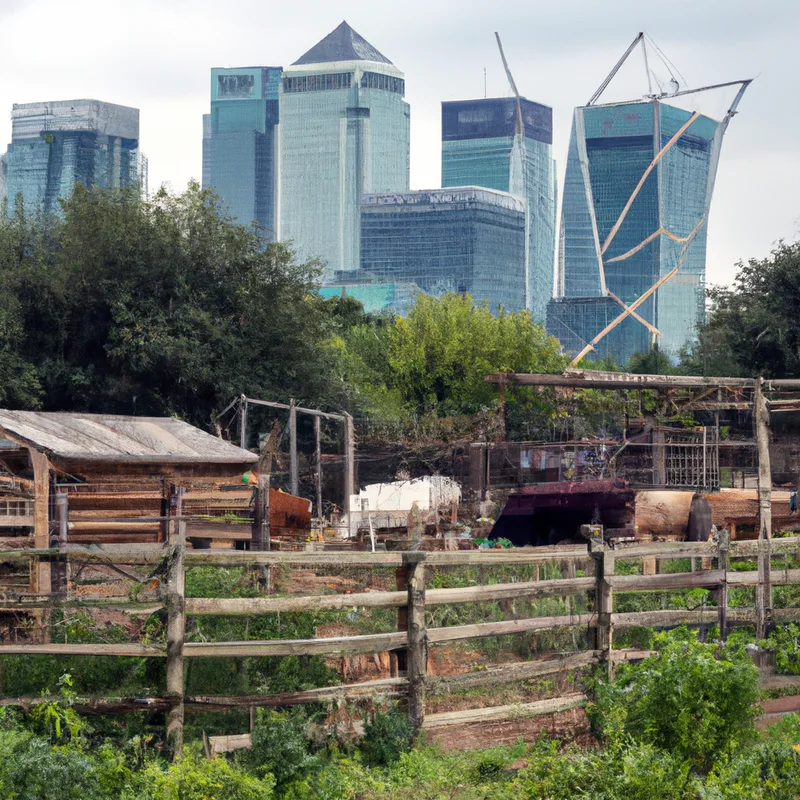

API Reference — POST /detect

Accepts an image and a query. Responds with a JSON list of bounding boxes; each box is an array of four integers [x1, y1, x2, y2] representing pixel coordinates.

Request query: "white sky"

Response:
[[1, 0, 797, 288]]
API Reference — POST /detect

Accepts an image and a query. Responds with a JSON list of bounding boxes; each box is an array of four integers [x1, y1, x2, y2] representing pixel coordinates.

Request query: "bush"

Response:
[[763, 624, 800, 675], [589, 629, 759, 771], [0, 729, 123, 800], [359, 707, 414, 767], [516, 738, 692, 800], [248, 709, 316, 787], [138, 746, 275, 800], [700, 741, 800, 799]]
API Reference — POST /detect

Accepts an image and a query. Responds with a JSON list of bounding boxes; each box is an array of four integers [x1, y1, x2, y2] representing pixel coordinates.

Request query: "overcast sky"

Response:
[[0, 0, 796, 288]]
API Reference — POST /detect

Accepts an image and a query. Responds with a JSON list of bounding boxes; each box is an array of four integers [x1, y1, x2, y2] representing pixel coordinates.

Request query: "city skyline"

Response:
[[0, 1, 795, 290]]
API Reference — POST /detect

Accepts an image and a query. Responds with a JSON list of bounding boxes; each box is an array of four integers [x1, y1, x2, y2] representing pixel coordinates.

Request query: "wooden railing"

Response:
[[0, 531, 798, 755]]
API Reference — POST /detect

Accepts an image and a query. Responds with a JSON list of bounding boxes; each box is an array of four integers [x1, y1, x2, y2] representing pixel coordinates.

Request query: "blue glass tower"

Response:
[[548, 46, 750, 365], [358, 188, 527, 313], [202, 67, 281, 236], [278, 22, 410, 276], [4, 100, 141, 216], [441, 97, 557, 324]]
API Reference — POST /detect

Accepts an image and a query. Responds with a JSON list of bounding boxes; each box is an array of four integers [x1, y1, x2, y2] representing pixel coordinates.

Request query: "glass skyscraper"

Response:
[[550, 85, 749, 364], [441, 97, 557, 324], [3, 100, 142, 216], [358, 188, 527, 312], [202, 67, 281, 236], [278, 22, 410, 277]]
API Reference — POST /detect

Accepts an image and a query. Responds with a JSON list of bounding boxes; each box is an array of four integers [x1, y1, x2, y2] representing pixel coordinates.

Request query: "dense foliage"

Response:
[[2, 630, 800, 799], [682, 240, 800, 378], [0, 186, 566, 432]]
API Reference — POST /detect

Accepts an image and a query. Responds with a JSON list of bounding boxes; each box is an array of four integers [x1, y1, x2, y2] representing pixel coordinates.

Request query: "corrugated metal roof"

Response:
[[0, 410, 258, 464]]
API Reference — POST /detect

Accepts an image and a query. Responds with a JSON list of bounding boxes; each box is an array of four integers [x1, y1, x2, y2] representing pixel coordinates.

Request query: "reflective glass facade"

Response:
[[202, 67, 281, 236], [441, 97, 557, 324], [551, 99, 724, 363], [279, 23, 410, 277], [318, 282, 421, 316], [4, 100, 141, 216], [360, 188, 527, 313]]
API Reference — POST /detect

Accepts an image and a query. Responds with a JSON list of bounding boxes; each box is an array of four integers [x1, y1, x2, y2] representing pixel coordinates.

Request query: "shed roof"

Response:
[[0, 410, 258, 464]]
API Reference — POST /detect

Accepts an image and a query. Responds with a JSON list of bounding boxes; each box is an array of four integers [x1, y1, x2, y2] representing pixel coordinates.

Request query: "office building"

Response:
[[3, 100, 142, 216], [548, 37, 750, 364], [441, 97, 557, 323], [358, 187, 527, 312], [279, 21, 410, 276], [202, 66, 281, 235]]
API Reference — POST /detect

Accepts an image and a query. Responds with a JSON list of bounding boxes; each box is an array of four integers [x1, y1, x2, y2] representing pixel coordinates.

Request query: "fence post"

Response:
[[591, 537, 614, 678], [717, 529, 730, 641], [343, 412, 356, 523], [166, 487, 186, 759], [754, 377, 772, 640], [406, 553, 427, 733], [289, 399, 298, 497]]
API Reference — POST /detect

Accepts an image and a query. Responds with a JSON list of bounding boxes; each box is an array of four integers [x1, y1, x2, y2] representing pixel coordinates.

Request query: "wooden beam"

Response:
[[183, 631, 408, 658], [485, 371, 755, 390], [184, 577, 596, 615], [0, 643, 166, 656], [427, 651, 600, 693], [608, 570, 724, 591], [422, 693, 587, 728], [166, 490, 186, 759], [407, 560, 426, 732], [755, 377, 773, 640], [426, 614, 594, 644]]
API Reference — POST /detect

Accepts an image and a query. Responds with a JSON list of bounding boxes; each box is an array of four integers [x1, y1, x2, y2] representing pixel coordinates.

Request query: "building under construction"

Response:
[[548, 33, 751, 365]]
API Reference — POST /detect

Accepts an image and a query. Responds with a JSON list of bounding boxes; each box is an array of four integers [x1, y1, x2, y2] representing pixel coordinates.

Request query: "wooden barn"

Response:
[[0, 410, 278, 594]]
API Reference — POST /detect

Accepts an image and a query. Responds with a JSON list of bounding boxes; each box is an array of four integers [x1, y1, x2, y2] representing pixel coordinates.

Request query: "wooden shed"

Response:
[[0, 410, 260, 593]]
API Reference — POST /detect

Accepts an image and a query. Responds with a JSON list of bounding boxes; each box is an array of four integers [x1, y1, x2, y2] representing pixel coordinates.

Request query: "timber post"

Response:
[[239, 395, 248, 450], [29, 449, 51, 640], [391, 564, 408, 678], [717, 528, 730, 641], [289, 398, 298, 496], [314, 415, 323, 521], [754, 377, 773, 640], [343, 412, 356, 522], [56, 492, 69, 593], [406, 553, 427, 732], [591, 537, 614, 677], [166, 487, 186, 759]]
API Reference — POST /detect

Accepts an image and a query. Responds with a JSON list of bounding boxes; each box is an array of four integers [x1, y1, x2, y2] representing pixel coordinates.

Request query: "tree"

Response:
[[0, 183, 343, 425], [340, 293, 565, 419], [681, 241, 800, 378], [627, 345, 676, 375]]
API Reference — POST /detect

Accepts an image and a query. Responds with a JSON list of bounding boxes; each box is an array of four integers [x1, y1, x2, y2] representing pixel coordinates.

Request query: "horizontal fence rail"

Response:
[[1, 531, 798, 756]]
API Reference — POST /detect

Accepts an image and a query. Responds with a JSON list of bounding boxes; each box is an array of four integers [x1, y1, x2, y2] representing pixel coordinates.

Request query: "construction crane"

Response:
[[494, 32, 524, 135]]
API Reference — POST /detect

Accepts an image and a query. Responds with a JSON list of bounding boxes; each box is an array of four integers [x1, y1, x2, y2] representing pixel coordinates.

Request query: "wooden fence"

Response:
[[1, 523, 798, 756]]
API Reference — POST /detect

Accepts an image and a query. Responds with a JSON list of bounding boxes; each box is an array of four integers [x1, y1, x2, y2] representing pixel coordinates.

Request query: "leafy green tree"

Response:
[[627, 345, 677, 375], [0, 184, 342, 425], [681, 241, 800, 378], [336, 293, 565, 421]]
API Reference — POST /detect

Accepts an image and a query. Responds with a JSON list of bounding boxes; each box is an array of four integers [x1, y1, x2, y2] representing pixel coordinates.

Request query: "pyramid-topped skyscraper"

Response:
[[292, 21, 392, 66], [278, 22, 410, 276]]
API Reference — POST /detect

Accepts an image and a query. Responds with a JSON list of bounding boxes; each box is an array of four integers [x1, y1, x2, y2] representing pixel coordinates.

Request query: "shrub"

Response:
[[359, 707, 414, 767], [138, 745, 275, 800], [589, 629, 759, 771], [248, 709, 316, 787], [763, 624, 800, 675]]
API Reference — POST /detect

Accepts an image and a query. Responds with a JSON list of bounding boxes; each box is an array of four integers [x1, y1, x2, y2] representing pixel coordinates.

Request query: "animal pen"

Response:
[[0, 371, 800, 756]]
